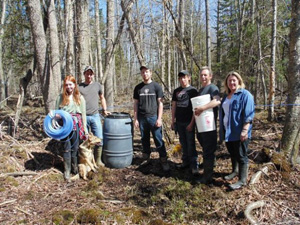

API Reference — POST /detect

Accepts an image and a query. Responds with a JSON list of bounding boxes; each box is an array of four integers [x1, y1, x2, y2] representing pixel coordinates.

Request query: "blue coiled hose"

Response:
[[43, 110, 73, 140]]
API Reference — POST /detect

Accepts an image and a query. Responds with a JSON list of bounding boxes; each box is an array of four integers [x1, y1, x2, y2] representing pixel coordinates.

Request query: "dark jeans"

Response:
[[197, 130, 217, 161], [225, 139, 249, 165], [177, 121, 197, 168], [138, 115, 167, 158], [63, 123, 79, 159]]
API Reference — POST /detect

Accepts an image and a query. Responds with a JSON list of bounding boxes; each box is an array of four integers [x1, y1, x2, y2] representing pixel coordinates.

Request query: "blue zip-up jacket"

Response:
[[219, 88, 255, 142]]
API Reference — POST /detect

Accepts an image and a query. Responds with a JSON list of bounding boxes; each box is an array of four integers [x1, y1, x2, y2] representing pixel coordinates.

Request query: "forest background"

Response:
[[0, 1, 299, 175]]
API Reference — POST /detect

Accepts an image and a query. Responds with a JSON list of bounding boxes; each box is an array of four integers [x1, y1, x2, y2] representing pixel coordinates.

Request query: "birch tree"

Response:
[[105, 0, 115, 107], [205, 0, 211, 69], [0, 0, 7, 108], [268, 0, 277, 121]]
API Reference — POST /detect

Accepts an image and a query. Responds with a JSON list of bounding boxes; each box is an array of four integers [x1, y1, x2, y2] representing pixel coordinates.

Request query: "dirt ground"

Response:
[[0, 97, 299, 225]]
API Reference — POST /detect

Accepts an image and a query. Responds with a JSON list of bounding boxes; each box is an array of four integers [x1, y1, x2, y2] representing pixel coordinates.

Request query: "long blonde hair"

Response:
[[223, 71, 245, 94], [61, 75, 81, 106]]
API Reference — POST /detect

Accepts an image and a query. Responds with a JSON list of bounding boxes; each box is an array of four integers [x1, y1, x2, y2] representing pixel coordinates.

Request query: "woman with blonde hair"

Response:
[[55, 75, 88, 181], [219, 71, 255, 190]]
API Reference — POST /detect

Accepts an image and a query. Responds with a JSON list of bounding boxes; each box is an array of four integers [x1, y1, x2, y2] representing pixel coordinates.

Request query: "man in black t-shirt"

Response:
[[171, 70, 199, 175], [133, 65, 170, 172], [194, 66, 221, 184]]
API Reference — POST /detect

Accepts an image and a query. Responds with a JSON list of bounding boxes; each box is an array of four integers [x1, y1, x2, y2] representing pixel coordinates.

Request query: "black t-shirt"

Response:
[[172, 85, 198, 123], [198, 83, 220, 123], [133, 81, 164, 117]]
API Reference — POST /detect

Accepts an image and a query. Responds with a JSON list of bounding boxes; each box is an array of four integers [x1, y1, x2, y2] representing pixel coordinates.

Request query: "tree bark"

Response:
[[28, 0, 55, 112], [76, 0, 90, 82], [48, 0, 62, 93], [65, 0, 75, 76], [268, 0, 277, 121], [205, 0, 211, 69], [121, 0, 145, 65], [281, 0, 300, 165], [95, 0, 104, 80], [105, 0, 115, 108], [0, 0, 7, 108]]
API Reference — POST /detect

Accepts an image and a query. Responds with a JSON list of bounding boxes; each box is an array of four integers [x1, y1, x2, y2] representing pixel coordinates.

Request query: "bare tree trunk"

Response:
[[105, 0, 115, 108], [28, 0, 55, 112], [161, 6, 166, 92], [76, 0, 90, 82], [281, 0, 300, 165], [95, 0, 104, 80], [0, 0, 7, 108], [48, 0, 62, 92], [167, 14, 171, 92], [268, 0, 277, 121], [256, 13, 267, 108], [216, 0, 221, 79], [121, 0, 145, 65], [205, 0, 211, 69], [65, 0, 75, 76], [178, 0, 187, 69]]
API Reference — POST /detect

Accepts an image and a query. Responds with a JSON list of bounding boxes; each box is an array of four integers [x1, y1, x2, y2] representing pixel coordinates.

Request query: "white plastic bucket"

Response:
[[191, 95, 216, 133]]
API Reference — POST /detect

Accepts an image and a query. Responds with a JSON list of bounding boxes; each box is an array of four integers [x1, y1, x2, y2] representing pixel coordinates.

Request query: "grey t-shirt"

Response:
[[79, 82, 103, 115]]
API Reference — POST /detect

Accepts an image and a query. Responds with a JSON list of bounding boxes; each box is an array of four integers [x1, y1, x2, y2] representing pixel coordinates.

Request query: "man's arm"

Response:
[[133, 99, 139, 129], [171, 101, 176, 130], [156, 97, 163, 127], [99, 94, 109, 115]]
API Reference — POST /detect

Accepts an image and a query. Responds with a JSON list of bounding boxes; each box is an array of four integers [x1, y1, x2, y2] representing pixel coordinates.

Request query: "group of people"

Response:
[[54, 64, 255, 190], [134, 65, 254, 190]]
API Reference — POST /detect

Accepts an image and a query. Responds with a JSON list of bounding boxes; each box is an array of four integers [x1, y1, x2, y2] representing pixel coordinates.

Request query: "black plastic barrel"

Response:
[[103, 112, 133, 168]]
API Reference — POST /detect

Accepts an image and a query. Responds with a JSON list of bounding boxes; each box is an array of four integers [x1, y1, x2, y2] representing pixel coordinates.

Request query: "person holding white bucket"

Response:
[[219, 71, 254, 190], [193, 67, 220, 184], [55, 75, 88, 182], [171, 70, 199, 175]]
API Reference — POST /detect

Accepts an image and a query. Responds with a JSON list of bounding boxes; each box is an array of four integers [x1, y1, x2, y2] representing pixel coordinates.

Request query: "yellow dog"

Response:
[[78, 134, 101, 180]]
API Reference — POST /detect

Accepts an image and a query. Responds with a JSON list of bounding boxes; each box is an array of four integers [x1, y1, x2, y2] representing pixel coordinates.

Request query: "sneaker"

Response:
[[160, 157, 170, 172]]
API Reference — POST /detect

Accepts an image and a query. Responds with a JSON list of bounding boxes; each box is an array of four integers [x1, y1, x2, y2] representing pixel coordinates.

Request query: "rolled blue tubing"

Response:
[[43, 110, 73, 140]]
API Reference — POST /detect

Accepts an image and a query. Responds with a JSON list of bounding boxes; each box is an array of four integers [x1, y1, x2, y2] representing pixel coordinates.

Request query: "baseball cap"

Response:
[[140, 65, 150, 71], [83, 65, 94, 74], [178, 70, 190, 77]]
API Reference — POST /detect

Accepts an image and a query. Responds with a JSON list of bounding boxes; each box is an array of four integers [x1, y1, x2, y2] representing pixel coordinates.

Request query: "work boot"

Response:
[[224, 158, 238, 181], [94, 146, 105, 167], [63, 157, 71, 182], [160, 157, 170, 172], [196, 159, 214, 184], [229, 164, 248, 190], [71, 156, 78, 174]]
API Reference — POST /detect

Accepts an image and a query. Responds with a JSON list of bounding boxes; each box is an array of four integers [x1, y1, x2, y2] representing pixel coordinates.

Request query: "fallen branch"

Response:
[[250, 162, 276, 185], [244, 200, 266, 225], [15, 206, 32, 216], [2, 171, 38, 177], [0, 199, 17, 206]]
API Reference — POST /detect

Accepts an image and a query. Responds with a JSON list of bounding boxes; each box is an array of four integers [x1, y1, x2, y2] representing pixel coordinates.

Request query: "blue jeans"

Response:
[[177, 121, 197, 169], [138, 115, 167, 158], [87, 113, 103, 142]]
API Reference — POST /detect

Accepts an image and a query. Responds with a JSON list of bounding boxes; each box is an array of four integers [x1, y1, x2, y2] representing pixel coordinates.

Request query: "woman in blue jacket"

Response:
[[219, 71, 255, 190]]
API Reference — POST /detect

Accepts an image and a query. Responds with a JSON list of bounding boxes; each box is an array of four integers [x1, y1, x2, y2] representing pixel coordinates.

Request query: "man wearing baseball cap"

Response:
[[79, 65, 110, 167], [133, 65, 170, 172], [171, 70, 199, 175]]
